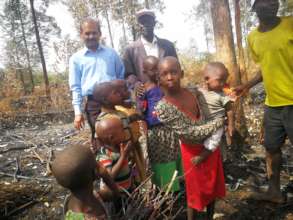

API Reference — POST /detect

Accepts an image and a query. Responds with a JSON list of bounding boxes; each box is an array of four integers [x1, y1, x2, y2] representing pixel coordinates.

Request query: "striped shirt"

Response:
[[96, 147, 132, 190]]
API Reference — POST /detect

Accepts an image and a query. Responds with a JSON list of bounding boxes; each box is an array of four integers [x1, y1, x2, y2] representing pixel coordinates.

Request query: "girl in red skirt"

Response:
[[155, 57, 226, 219]]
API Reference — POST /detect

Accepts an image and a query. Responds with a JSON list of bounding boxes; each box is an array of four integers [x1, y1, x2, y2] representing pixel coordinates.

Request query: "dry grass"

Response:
[[0, 84, 72, 118]]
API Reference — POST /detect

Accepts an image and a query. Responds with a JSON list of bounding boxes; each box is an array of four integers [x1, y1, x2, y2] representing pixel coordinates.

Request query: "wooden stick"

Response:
[[0, 171, 53, 181], [165, 170, 178, 195], [13, 157, 21, 182], [45, 149, 53, 176], [6, 200, 37, 216], [0, 146, 29, 154], [31, 148, 45, 163]]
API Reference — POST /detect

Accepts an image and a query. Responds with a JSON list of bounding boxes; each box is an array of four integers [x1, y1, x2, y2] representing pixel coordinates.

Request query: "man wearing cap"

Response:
[[234, 0, 293, 203], [123, 9, 177, 82], [69, 18, 124, 141]]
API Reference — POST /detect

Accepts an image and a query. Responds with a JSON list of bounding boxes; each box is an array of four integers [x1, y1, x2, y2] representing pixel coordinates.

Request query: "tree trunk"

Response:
[[209, 0, 248, 142], [10, 12, 26, 95], [209, 0, 240, 86], [29, 0, 50, 97], [234, 0, 248, 83], [16, 0, 34, 92], [104, 7, 115, 48], [203, 21, 210, 52], [122, 18, 127, 43], [130, 0, 137, 41], [145, 0, 150, 8]]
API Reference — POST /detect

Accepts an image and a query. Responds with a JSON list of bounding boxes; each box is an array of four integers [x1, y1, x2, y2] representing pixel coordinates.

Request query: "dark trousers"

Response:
[[85, 95, 101, 140]]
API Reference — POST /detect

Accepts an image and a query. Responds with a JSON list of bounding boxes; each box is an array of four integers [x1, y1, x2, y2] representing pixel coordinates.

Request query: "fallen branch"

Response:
[[13, 157, 21, 182], [45, 149, 54, 176], [6, 186, 52, 216], [6, 200, 37, 216], [0, 171, 53, 181], [0, 160, 16, 170], [31, 148, 45, 163], [0, 145, 30, 154]]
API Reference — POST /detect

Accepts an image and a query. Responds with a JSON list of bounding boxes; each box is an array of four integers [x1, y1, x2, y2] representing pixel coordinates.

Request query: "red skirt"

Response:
[[180, 142, 226, 211]]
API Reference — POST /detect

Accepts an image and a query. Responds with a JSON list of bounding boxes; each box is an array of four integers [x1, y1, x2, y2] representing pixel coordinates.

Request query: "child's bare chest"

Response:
[[172, 92, 199, 118]]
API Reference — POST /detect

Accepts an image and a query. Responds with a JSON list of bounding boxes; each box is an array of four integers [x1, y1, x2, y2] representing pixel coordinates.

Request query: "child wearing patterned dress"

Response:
[[156, 57, 225, 220]]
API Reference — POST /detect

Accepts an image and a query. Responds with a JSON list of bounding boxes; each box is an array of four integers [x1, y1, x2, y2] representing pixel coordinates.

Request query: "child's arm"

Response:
[[155, 101, 224, 143], [225, 101, 235, 138], [109, 141, 133, 179], [96, 162, 120, 196]]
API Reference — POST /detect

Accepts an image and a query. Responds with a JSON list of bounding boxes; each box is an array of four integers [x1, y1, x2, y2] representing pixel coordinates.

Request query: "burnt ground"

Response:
[[0, 101, 293, 220]]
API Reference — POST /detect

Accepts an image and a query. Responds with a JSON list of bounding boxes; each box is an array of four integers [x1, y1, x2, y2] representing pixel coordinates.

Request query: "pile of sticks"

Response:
[[120, 172, 184, 220]]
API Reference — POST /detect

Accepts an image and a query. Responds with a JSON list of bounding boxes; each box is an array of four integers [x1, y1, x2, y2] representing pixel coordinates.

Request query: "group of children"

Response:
[[52, 55, 235, 219]]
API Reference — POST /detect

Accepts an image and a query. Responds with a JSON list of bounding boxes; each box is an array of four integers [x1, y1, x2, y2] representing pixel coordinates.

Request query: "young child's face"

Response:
[[118, 83, 131, 100], [99, 123, 125, 148], [159, 60, 182, 91], [143, 61, 158, 83], [204, 70, 227, 92], [106, 88, 124, 106]]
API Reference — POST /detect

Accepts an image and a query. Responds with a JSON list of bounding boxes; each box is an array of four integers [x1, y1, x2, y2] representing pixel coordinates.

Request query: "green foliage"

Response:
[[0, 0, 61, 94], [188, 0, 214, 52], [62, 0, 164, 45], [0, 0, 61, 68]]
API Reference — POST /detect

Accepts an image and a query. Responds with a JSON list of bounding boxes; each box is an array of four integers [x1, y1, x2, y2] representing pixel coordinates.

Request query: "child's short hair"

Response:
[[95, 116, 125, 142], [92, 82, 116, 105], [143, 56, 159, 68], [205, 62, 229, 78], [51, 145, 96, 192]]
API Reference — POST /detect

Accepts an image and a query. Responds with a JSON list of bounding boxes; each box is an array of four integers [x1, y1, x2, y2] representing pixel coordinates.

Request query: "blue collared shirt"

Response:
[[69, 45, 125, 115]]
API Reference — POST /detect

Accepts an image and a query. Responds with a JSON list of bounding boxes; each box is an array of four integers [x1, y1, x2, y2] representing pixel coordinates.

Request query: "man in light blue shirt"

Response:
[[69, 18, 124, 137]]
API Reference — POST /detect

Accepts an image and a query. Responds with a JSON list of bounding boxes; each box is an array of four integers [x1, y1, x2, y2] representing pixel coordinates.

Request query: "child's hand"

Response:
[[135, 83, 145, 98], [191, 156, 204, 165], [120, 141, 133, 158]]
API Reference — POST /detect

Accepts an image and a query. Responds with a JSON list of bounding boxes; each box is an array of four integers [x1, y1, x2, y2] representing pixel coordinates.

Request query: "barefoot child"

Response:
[[51, 144, 120, 220], [155, 57, 226, 220], [192, 62, 234, 165]]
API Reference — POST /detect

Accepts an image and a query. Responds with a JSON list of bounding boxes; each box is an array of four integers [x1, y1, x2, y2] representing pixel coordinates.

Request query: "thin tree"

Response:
[[209, 0, 239, 85], [145, 0, 150, 8], [29, 0, 50, 96], [234, 0, 247, 83], [103, 4, 115, 48], [209, 0, 248, 140], [15, 0, 34, 92]]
